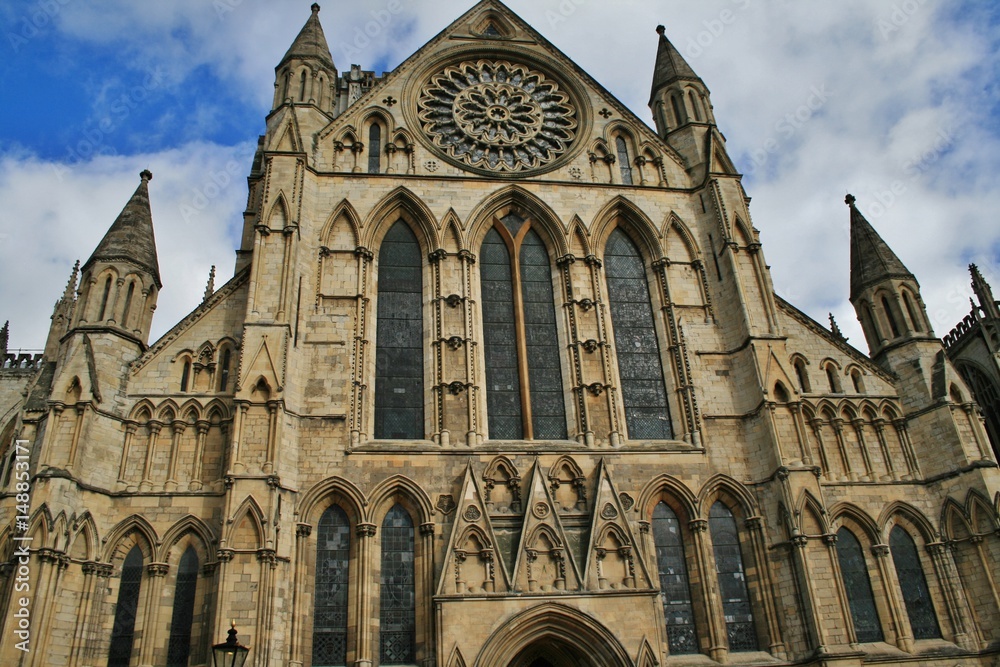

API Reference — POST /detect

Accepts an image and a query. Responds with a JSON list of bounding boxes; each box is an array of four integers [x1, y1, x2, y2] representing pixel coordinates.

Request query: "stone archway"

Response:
[[475, 603, 633, 667]]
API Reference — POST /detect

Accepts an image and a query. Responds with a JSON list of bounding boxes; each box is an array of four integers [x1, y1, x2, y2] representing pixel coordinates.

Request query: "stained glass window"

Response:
[[313, 505, 351, 667], [480, 215, 567, 440], [369, 125, 382, 174], [652, 502, 697, 654], [836, 527, 883, 643], [605, 229, 673, 439], [709, 502, 757, 651], [219, 348, 231, 392], [166, 547, 199, 667], [889, 526, 940, 639], [380, 505, 415, 665], [374, 221, 424, 439], [881, 296, 901, 338], [107, 545, 143, 667], [958, 364, 1000, 459], [616, 137, 633, 185]]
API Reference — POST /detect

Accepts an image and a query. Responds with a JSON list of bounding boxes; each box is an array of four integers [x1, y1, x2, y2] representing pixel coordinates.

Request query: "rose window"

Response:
[[417, 60, 578, 173]]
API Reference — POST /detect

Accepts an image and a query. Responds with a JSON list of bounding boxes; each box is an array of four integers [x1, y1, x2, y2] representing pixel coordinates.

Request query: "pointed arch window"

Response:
[[615, 136, 633, 185], [836, 527, 883, 642], [374, 221, 424, 439], [889, 526, 940, 639], [313, 505, 351, 667], [480, 214, 567, 440], [605, 228, 672, 439], [653, 502, 697, 654], [671, 95, 685, 127], [793, 358, 810, 393], [121, 281, 135, 329], [903, 292, 923, 332], [98, 275, 113, 321], [709, 502, 757, 651], [180, 359, 191, 393], [881, 296, 901, 338], [218, 348, 232, 392], [368, 124, 382, 174], [380, 504, 415, 665], [166, 547, 199, 667], [300, 70, 308, 102], [689, 90, 703, 122], [107, 545, 143, 667], [958, 363, 1000, 457]]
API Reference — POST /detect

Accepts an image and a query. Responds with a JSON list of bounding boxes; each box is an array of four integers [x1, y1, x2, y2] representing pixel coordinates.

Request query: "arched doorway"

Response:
[[476, 603, 632, 667]]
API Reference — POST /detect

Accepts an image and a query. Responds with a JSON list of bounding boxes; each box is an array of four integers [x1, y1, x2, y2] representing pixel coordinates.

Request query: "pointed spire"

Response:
[[280, 3, 335, 71], [63, 260, 80, 301], [650, 24, 702, 103], [847, 194, 914, 301], [204, 265, 217, 301], [970, 263, 1000, 318], [84, 170, 161, 288], [829, 313, 847, 341]]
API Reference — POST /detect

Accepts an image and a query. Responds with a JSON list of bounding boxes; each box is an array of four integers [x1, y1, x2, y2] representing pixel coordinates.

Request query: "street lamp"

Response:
[[212, 621, 250, 667]]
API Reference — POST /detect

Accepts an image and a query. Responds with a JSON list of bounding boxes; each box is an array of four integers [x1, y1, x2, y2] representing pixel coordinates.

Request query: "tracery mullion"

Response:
[[507, 222, 535, 439]]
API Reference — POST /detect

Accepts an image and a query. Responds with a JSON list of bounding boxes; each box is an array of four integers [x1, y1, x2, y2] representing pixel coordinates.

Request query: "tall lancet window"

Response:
[[480, 213, 567, 440], [836, 527, 883, 642], [368, 124, 382, 174], [889, 526, 940, 639], [107, 546, 143, 667], [605, 228, 672, 439], [166, 547, 199, 667], [653, 502, 697, 654], [313, 505, 351, 667], [616, 136, 634, 185], [709, 502, 758, 651], [380, 505, 415, 665], [374, 221, 424, 439]]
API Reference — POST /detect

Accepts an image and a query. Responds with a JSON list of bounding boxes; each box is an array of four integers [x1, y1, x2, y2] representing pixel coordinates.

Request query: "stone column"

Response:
[[289, 523, 312, 667], [138, 562, 169, 667], [926, 542, 979, 650], [690, 518, 726, 661], [872, 543, 912, 651], [354, 523, 376, 667]]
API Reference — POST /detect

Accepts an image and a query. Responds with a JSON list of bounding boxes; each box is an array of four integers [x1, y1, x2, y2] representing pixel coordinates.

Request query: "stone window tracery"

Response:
[[417, 60, 578, 174], [166, 547, 198, 667], [653, 502, 697, 654], [313, 505, 350, 666], [889, 525, 940, 639], [709, 502, 757, 651], [107, 545, 143, 667], [835, 527, 883, 643], [380, 505, 416, 665]]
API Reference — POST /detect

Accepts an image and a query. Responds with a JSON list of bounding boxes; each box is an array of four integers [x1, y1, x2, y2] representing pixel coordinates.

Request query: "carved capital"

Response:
[[217, 549, 235, 563], [871, 544, 890, 558], [357, 523, 377, 538], [689, 519, 708, 533], [445, 293, 464, 308], [147, 562, 169, 577], [296, 523, 313, 539], [427, 249, 448, 264], [354, 246, 374, 262], [458, 249, 476, 264], [420, 522, 435, 536]]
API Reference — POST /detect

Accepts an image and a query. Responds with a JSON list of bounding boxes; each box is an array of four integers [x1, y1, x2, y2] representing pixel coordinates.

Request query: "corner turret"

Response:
[[272, 3, 337, 114]]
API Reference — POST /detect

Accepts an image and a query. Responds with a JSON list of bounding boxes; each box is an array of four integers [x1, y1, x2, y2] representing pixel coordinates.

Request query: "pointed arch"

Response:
[[966, 489, 998, 534], [664, 213, 703, 264], [25, 503, 53, 548], [941, 497, 971, 541], [367, 474, 435, 526], [441, 209, 465, 252], [69, 511, 99, 561], [158, 515, 217, 562], [466, 185, 568, 256], [101, 514, 159, 562], [446, 645, 468, 667], [296, 475, 368, 527], [829, 502, 880, 543], [566, 216, 591, 257], [877, 501, 937, 544], [266, 192, 290, 230], [696, 474, 758, 518], [638, 473, 698, 522], [526, 522, 564, 550], [202, 398, 231, 422], [796, 490, 829, 536], [590, 196, 662, 261], [362, 186, 440, 251], [456, 523, 493, 553], [129, 399, 155, 423], [227, 495, 266, 549], [320, 199, 362, 248]]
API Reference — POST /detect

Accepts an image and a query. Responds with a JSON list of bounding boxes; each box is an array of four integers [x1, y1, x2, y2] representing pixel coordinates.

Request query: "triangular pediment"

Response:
[[314, 0, 685, 180]]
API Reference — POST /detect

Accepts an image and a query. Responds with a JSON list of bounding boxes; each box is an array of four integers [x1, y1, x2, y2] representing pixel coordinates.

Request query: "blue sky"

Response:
[[1, 0, 999, 353]]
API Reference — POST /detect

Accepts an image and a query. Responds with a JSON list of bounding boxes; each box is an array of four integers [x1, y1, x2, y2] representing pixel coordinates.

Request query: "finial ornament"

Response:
[[140, 169, 153, 182], [656, 25, 666, 35], [829, 313, 846, 340], [845, 193, 856, 206], [312, 3, 320, 13], [204, 265, 217, 301]]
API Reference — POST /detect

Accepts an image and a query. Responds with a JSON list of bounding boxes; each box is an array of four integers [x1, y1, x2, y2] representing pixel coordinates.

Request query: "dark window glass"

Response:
[[605, 229, 672, 439], [653, 502, 697, 654], [313, 505, 351, 667], [794, 360, 810, 393], [300, 70, 307, 102], [166, 547, 199, 667], [709, 502, 757, 651], [108, 546, 143, 667], [616, 136, 633, 185], [520, 229, 567, 439], [889, 526, 940, 639], [374, 221, 424, 439], [121, 282, 135, 329], [368, 125, 382, 174], [671, 95, 685, 126], [881, 296, 901, 338], [959, 364, 1000, 458], [836, 527, 883, 643], [181, 360, 191, 392], [689, 91, 703, 121], [99, 276, 113, 321], [482, 22, 501, 37], [219, 349, 231, 392], [481, 227, 522, 439], [380, 505, 415, 665], [903, 293, 923, 332], [827, 366, 839, 393]]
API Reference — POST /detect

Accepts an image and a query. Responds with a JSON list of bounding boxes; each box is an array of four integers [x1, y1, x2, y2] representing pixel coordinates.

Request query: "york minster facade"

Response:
[[1, 2, 999, 666]]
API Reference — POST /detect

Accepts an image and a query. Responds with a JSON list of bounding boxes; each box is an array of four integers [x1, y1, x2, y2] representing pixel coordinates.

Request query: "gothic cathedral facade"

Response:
[[1, 2, 999, 666]]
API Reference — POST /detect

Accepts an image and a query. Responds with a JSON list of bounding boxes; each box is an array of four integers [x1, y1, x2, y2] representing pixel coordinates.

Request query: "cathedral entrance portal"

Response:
[[475, 603, 633, 667]]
